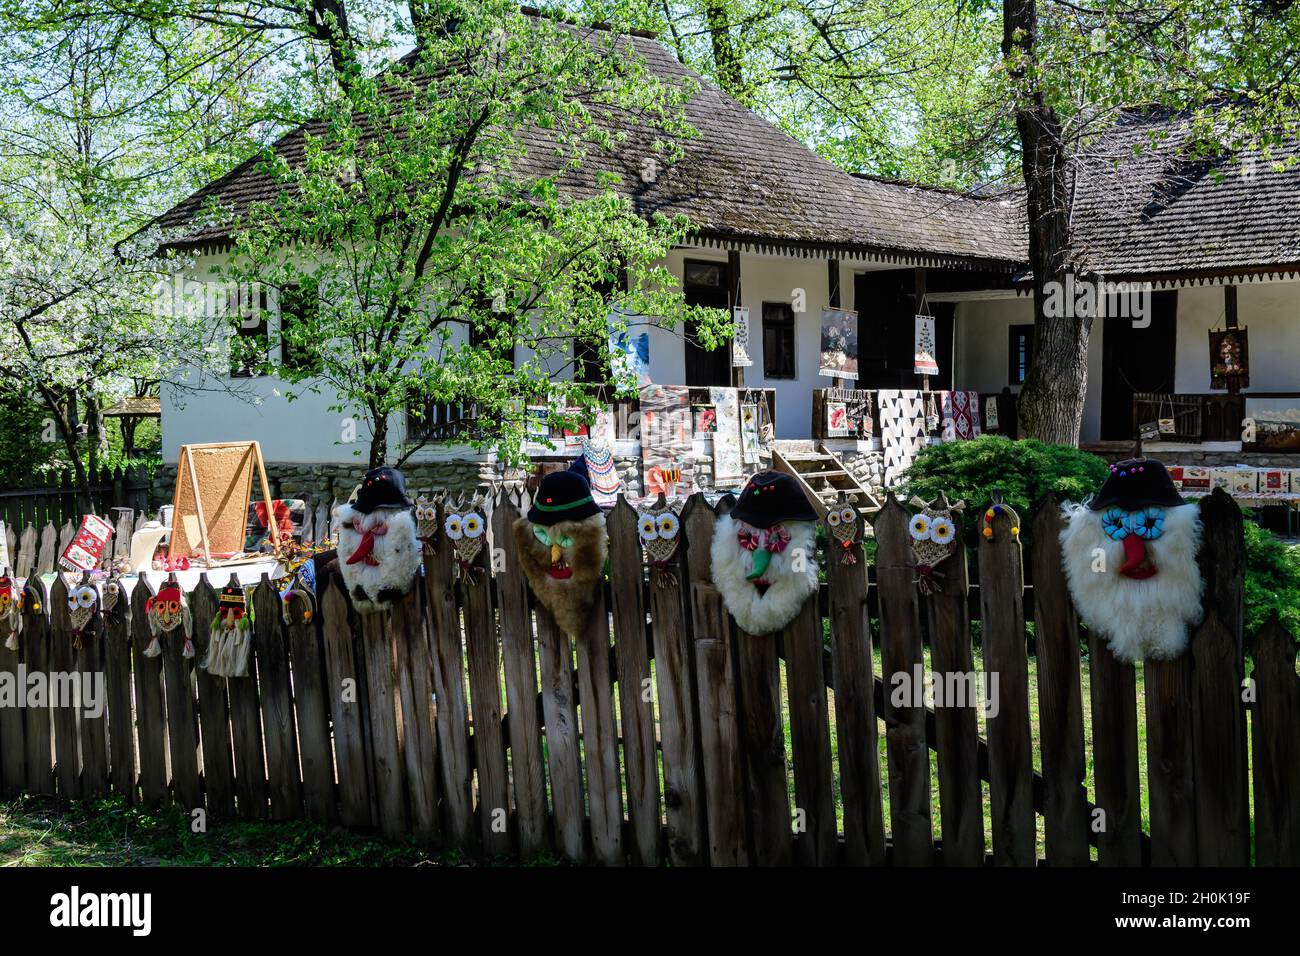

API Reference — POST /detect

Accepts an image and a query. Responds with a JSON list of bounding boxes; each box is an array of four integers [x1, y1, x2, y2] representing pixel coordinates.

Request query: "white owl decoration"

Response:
[[637, 498, 682, 588], [907, 492, 965, 594], [66, 581, 99, 647]]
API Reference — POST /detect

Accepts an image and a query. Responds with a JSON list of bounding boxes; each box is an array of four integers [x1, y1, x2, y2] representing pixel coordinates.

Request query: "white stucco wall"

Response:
[[1173, 280, 1300, 393], [954, 294, 1106, 441]]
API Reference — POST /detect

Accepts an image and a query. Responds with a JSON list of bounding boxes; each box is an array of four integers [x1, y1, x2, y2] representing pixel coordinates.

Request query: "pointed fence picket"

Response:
[[0, 486, 1289, 867]]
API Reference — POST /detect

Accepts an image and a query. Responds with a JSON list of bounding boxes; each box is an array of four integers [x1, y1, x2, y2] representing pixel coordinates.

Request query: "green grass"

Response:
[[0, 795, 561, 867]]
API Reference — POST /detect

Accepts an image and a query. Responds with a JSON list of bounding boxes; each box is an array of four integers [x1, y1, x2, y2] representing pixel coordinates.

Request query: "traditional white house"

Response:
[[151, 11, 1300, 501]]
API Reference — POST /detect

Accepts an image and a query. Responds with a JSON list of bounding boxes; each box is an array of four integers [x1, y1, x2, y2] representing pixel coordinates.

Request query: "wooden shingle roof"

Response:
[[1069, 108, 1300, 280], [150, 13, 1025, 270]]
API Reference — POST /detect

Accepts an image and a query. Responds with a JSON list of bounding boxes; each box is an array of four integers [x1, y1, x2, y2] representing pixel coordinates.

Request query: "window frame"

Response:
[[761, 300, 796, 380]]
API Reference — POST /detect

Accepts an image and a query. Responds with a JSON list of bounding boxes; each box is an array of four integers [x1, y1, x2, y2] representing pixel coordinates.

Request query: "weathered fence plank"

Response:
[[320, 576, 370, 827], [785, 596, 837, 867], [978, 501, 1035, 867], [920, 520, 983, 867], [462, 535, 510, 854], [825, 516, 886, 866], [683, 494, 747, 867], [1145, 652, 1197, 865], [191, 578, 235, 818], [425, 506, 474, 846], [1088, 634, 1143, 866], [161, 581, 201, 812], [0, 594, 25, 797], [48, 576, 82, 799], [492, 492, 549, 857], [735, 627, 791, 866], [872, 496, 933, 865], [575, 594, 624, 866], [76, 589, 110, 798], [1030, 495, 1090, 866], [225, 579, 268, 820], [536, 607, 585, 861], [391, 586, 436, 838], [253, 576, 301, 820], [104, 578, 136, 802], [1250, 615, 1300, 866], [286, 582, 335, 825], [130, 578, 169, 805], [1190, 492, 1250, 866], [361, 609, 406, 839], [21, 578, 52, 795], [607, 498, 661, 866]]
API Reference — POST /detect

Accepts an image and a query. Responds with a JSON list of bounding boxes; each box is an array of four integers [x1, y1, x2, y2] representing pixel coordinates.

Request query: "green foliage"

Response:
[[1243, 517, 1300, 637], [901, 434, 1110, 518]]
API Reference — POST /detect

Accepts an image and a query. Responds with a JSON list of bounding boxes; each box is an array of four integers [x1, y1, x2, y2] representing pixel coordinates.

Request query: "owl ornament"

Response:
[[1060, 458, 1203, 662], [0, 574, 23, 651], [637, 497, 682, 588], [102, 574, 124, 628], [336, 466, 421, 614], [206, 584, 253, 678], [144, 580, 193, 659], [513, 470, 607, 637], [444, 499, 488, 583], [711, 471, 819, 636], [826, 502, 861, 565], [907, 493, 965, 595], [414, 496, 439, 555], [65, 579, 100, 650]]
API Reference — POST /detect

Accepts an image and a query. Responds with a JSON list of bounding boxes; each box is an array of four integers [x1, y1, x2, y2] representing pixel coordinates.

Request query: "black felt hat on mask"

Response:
[[528, 470, 600, 526], [351, 466, 413, 514], [1089, 458, 1185, 511], [729, 471, 819, 528]]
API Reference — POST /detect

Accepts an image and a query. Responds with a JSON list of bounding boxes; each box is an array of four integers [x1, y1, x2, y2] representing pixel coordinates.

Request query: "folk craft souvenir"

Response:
[[414, 495, 439, 555], [907, 492, 965, 594], [711, 471, 819, 635], [336, 466, 421, 614], [66, 580, 99, 649], [280, 557, 318, 625], [444, 496, 488, 582], [637, 495, 682, 588], [980, 495, 1021, 542], [102, 574, 124, 627], [206, 584, 253, 678], [144, 580, 193, 658], [826, 502, 861, 564], [60, 514, 114, 572], [513, 470, 608, 636], [1060, 458, 1204, 662], [0, 574, 23, 650]]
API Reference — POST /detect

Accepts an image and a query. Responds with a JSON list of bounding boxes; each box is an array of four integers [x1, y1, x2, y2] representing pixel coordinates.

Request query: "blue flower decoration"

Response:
[[1128, 506, 1166, 540], [1101, 507, 1129, 541]]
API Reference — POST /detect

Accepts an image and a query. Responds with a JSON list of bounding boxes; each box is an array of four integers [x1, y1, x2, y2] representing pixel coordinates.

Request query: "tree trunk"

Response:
[[1003, 0, 1089, 445], [369, 410, 389, 470], [703, 3, 745, 99], [40, 386, 93, 513]]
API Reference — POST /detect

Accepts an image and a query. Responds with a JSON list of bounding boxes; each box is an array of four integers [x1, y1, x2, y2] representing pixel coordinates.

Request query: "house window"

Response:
[[1008, 324, 1034, 385], [683, 258, 731, 387], [229, 286, 269, 378], [280, 284, 322, 374], [762, 302, 796, 379]]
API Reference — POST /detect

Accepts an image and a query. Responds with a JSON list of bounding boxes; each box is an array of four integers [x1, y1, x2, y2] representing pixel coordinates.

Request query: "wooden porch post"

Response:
[[828, 258, 844, 390], [729, 248, 744, 389], [1224, 284, 1239, 396]]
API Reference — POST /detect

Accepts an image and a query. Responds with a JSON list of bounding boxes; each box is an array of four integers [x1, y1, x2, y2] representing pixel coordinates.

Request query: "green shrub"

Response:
[[1243, 517, 1300, 636], [901, 434, 1109, 516]]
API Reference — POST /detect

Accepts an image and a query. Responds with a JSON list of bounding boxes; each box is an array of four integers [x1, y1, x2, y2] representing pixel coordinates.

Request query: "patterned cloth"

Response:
[[581, 438, 623, 508], [940, 390, 983, 441], [878, 389, 929, 487], [710, 386, 743, 485]]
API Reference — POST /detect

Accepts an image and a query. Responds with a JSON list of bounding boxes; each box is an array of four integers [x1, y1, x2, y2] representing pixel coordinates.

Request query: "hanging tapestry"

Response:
[[878, 389, 929, 486], [941, 390, 982, 441], [914, 315, 939, 376], [732, 307, 753, 367], [641, 384, 694, 498], [693, 404, 717, 436], [1208, 327, 1249, 390], [824, 388, 873, 439], [818, 308, 859, 380], [740, 403, 761, 465], [609, 310, 651, 389], [984, 395, 1000, 431], [581, 438, 622, 508], [710, 386, 744, 485]]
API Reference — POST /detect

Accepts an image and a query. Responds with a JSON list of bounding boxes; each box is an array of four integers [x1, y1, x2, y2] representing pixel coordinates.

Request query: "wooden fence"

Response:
[[0, 465, 152, 532], [0, 487, 1295, 866]]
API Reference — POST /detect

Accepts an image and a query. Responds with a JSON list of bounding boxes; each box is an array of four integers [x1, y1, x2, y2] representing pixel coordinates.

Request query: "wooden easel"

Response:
[[172, 440, 279, 567]]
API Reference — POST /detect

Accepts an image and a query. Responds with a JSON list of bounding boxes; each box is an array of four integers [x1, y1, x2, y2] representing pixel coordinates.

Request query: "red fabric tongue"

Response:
[[1119, 534, 1157, 579]]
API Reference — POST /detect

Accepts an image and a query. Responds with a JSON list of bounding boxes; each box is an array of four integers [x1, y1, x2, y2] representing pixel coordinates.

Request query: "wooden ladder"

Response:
[[771, 446, 881, 520]]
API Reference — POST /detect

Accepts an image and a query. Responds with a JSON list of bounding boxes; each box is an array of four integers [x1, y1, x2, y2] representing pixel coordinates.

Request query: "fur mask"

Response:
[[336, 503, 421, 614], [512, 513, 607, 636], [711, 515, 817, 635], [1060, 500, 1203, 662]]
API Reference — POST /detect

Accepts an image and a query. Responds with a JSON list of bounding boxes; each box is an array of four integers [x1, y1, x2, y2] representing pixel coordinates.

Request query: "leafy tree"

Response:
[[219, 1, 726, 469]]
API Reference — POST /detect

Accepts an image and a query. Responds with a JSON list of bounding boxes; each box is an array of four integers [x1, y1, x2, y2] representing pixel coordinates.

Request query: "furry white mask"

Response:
[[336, 502, 421, 614], [711, 514, 817, 635], [1060, 501, 1203, 662]]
